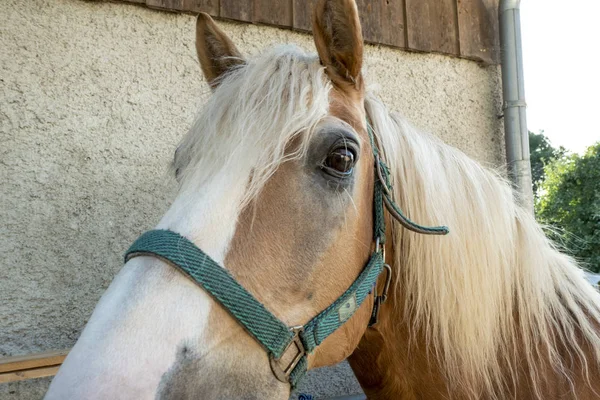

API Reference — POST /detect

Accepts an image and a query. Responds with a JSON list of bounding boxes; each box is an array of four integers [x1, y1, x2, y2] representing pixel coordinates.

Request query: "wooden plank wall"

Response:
[[138, 0, 499, 64], [117, 0, 498, 64]]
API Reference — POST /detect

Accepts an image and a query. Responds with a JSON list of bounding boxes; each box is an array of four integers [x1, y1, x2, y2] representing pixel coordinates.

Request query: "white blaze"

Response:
[[46, 170, 249, 399]]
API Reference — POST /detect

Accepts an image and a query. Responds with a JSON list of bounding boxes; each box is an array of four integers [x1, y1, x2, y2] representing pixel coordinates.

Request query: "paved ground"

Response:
[[292, 361, 364, 399], [1, 361, 364, 400]]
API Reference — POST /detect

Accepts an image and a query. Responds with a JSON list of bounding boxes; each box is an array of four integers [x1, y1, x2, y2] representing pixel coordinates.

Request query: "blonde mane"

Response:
[[365, 92, 600, 397], [174, 45, 330, 208]]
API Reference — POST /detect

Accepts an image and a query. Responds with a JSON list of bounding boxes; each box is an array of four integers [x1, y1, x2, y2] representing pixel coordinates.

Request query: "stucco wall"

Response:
[[0, 0, 504, 398]]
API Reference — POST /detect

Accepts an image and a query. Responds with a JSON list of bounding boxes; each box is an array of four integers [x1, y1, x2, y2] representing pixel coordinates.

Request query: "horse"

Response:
[[45, 0, 600, 399]]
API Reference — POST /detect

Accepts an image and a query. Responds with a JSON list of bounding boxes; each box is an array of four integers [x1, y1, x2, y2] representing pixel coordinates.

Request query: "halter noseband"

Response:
[[124, 123, 448, 388]]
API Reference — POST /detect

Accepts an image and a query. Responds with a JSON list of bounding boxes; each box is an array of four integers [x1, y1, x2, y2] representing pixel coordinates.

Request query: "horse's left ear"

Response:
[[195, 13, 245, 90], [312, 0, 364, 89]]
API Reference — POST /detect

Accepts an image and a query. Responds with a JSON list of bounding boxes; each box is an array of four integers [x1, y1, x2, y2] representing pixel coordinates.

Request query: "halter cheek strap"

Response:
[[124, 123, 448, 388]]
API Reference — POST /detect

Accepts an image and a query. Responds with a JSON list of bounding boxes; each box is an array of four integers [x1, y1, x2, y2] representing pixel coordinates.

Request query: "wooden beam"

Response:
[[0, 366, 62, 384], [0, 350, 68, 384]]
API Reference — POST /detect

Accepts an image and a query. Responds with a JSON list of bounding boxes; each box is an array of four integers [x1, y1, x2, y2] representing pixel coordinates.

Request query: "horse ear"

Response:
[[312, 0, 364, 89], [195, 13, 245, 90]]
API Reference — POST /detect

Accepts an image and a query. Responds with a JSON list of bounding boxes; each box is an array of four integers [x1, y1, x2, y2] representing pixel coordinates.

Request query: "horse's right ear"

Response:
[[195, 13, 245, 90]]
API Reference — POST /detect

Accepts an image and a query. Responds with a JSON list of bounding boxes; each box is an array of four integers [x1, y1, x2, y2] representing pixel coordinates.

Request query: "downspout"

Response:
[[499, 0, 534, 212]]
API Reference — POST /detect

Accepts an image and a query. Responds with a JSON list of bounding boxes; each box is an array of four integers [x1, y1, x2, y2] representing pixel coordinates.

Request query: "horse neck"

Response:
[[354, 94, 600, 398], [348, 292, 454, 399], [350, 312, 600, 400], [349, 250, 600, 400], [348, 233, 465, 399]]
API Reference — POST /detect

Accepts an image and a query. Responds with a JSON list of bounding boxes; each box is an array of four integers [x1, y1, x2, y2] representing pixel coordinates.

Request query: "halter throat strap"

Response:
[[368, 122, 449, 236]]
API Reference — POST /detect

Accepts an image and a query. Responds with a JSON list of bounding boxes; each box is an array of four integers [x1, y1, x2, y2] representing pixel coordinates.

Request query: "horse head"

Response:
[[46, 1, 387, 398]]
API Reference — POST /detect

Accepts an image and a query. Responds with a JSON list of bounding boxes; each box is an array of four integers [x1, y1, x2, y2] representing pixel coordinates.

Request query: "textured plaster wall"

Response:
[[0, 0, 504, 398]]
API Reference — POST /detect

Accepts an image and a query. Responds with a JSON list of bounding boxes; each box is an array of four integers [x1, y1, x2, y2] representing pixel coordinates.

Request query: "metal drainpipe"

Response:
[[499, 0, 534, 212]]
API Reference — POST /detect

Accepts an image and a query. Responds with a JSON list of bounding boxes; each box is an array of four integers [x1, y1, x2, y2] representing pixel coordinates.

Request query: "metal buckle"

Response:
[[369, 263, 393, 326], [374, 237, 386, 263], [269, 326, 306, 383]]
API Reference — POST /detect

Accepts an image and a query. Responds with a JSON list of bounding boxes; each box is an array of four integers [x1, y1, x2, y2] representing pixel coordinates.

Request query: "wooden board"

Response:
[[109, 0, 500, 64], [145, 0, 220, 15], [357, 0, 405, 48], [220, 0, 253, 22], [145, 0, 184, 11], [254, 0, 292, 27], [181, 0, 219, 15], [457, 0, 500, 64], [0, 350, 68, 383], [0, 350, 68, 374], [405, 0, 459, 55], [0, 366, 61, 384], [292, 0, 316, 32]]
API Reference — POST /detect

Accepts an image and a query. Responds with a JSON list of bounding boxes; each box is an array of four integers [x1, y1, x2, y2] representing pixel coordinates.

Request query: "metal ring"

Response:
[[374, 237, 386, 262]]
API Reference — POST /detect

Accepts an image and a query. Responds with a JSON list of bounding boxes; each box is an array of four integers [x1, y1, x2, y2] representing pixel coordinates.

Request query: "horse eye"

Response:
[[325, 148, 356, 174]]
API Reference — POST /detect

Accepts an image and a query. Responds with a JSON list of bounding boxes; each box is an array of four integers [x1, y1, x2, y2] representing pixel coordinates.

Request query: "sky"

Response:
[[520, 1, 600, 154]]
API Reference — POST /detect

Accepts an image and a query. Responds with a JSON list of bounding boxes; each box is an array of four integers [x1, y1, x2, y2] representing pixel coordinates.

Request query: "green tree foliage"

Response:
[[536, 143, 600, 272], [529, 131, 565, 197]]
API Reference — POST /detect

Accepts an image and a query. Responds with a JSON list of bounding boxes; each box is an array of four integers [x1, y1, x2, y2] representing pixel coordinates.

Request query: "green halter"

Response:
[[124, 123, 448, 388]]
